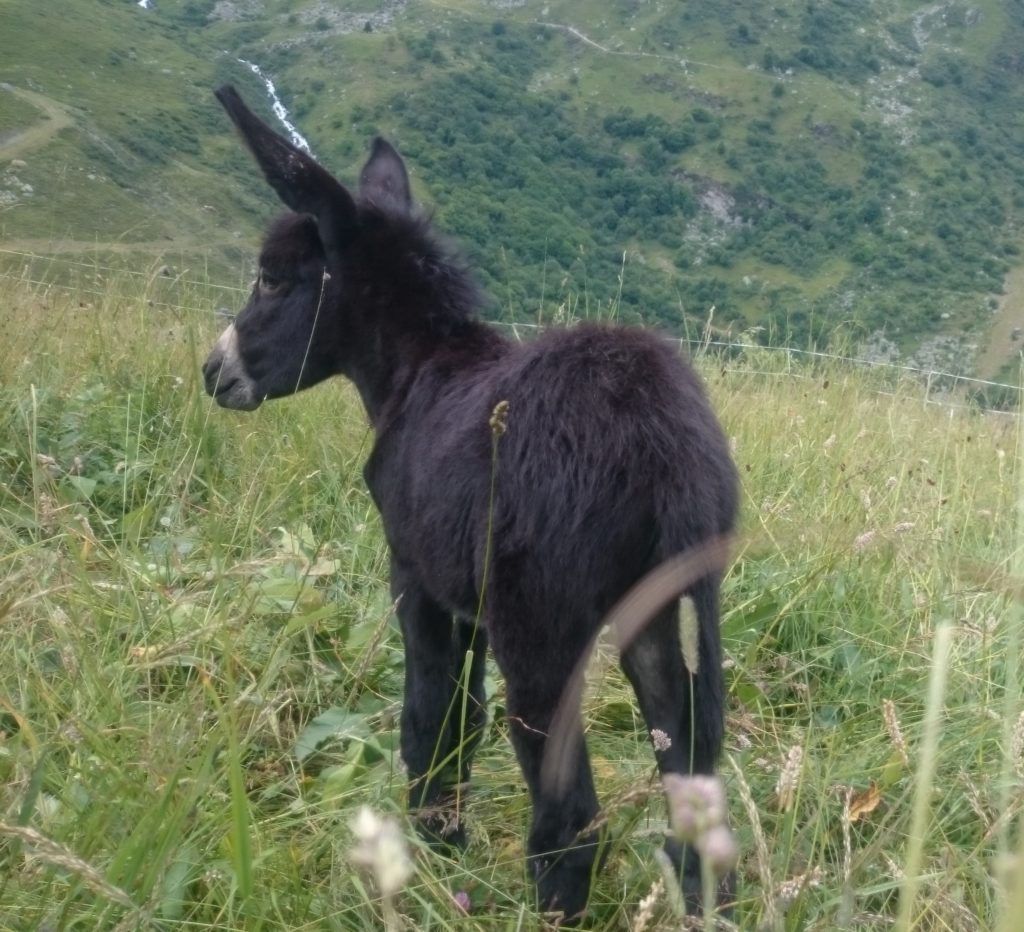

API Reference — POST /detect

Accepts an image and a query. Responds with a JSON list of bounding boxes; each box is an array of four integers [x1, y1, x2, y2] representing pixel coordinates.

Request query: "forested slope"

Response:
[[2, 0, 1022, 377]]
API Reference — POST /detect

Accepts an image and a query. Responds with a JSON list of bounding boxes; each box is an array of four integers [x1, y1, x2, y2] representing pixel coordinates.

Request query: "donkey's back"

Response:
[[490, 322, 736, 574], [368, 322, 735, 625]]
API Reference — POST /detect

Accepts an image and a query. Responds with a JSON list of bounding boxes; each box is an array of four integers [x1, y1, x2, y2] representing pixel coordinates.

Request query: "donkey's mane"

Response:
[[262, 205, 486, 341], [351, 203, 485, 338]]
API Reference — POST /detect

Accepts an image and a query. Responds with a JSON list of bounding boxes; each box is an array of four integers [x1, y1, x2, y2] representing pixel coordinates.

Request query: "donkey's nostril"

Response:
[[202, 354, 225, 394]]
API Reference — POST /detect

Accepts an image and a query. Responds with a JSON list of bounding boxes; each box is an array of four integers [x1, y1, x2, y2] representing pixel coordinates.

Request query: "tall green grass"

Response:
[[0, 272, 1019, 930]]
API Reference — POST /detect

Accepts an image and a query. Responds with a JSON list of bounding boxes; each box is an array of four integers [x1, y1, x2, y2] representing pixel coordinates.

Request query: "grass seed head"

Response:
[[777, 867, 824, 906], [489, 399, 510, 437], [1012, 710, 1024, 780], [883, 699, 910, 767], [631, 877, 664, 932], [853, 529, 877, 552], [775, 745, 804, 812], [680, 595, 700, 674]]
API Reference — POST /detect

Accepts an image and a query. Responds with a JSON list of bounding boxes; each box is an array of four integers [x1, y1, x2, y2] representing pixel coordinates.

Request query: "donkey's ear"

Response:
[[358, 138, 411, 213], [215, 85, 356, 251]]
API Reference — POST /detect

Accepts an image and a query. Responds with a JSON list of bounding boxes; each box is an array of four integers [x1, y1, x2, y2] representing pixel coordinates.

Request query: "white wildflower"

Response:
[[349, 806, 413, 898], [651, 729, 672, 752]]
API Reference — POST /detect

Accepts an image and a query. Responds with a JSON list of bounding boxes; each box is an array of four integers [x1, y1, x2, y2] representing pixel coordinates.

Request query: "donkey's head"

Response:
[[202, 85, 412, 410]]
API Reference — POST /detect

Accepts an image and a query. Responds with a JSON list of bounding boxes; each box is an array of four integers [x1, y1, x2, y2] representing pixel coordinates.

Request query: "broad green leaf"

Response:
[[294, 707, 370, 763]]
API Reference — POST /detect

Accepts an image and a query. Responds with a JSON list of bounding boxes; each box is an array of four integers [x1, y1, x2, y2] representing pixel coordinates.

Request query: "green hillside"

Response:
[[2, 0, 1023, 378]]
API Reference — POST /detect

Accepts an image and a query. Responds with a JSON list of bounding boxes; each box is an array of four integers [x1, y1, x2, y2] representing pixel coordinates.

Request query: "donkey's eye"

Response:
[[259, 270, 286, 293]]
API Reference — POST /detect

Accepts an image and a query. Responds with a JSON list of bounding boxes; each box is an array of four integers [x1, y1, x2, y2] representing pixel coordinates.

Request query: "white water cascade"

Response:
[[237, 59, 314, 155]]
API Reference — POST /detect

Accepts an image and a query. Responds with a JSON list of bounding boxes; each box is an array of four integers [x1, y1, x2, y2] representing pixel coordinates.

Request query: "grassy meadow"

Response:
[[1, 267, 1022, 931]]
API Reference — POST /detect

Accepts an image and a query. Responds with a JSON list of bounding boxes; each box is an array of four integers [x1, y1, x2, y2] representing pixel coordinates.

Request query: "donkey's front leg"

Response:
[[392, 561, 487, 848]]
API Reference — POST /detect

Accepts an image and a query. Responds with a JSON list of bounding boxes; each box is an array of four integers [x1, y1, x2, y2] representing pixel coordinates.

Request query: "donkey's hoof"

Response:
[[666, 837, 737, 917], [414, 809, 467, 853], [531, 846, 597, 926]]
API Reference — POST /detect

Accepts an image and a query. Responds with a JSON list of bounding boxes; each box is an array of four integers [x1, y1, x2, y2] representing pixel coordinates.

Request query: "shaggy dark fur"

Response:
[[203, 85, 739, 923]]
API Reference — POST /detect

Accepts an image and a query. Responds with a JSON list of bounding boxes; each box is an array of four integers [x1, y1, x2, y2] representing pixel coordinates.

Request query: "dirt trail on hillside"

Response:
[[976, 264, 1024, 380], [533, 21, 739, 74], [0, 88, 248, 273], [0, 85, 73, 162], [0, 237, 241, 257]]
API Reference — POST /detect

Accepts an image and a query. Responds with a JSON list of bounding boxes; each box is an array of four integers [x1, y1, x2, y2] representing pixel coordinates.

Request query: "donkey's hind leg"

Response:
[[619, 592, 724, 776], [393, 562, 488, 848], [619, 581, 731, 913], [502, 676, 600, 924], [488, 610, 601, 924]]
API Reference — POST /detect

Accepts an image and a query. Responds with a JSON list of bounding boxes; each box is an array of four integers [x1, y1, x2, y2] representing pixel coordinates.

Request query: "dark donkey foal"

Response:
[[203, 85, 739, 921]]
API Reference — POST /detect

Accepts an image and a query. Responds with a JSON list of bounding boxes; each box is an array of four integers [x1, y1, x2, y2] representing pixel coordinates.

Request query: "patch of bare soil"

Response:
[[976, 263, 1024, 380], [0, 85, 72, 162]]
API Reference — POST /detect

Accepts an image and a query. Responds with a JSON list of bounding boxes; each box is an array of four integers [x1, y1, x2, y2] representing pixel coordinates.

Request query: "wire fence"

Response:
[[0, 246, 249, 292], [497, 321, 1022, 414], [2, 245, 1020, 413]]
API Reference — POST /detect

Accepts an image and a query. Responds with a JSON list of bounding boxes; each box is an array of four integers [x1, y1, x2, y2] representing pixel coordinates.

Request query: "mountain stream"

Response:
[[237, 59, 314, 155]]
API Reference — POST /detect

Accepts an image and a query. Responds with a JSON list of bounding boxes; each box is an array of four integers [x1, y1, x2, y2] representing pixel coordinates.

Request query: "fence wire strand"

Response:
[[2, 247, 1020, 410]]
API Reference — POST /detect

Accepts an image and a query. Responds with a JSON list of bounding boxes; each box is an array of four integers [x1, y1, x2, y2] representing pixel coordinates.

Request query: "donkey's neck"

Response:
[[346, 313, 506, 427], [341, 213, 504, 425]]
